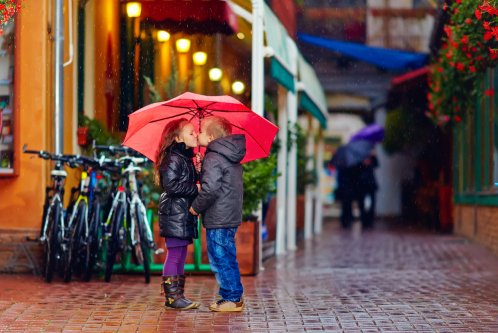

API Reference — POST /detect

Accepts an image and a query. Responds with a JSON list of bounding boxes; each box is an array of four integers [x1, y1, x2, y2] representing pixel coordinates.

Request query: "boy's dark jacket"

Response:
[[158, 142, 198, 240], [191, 134, 246, 229]]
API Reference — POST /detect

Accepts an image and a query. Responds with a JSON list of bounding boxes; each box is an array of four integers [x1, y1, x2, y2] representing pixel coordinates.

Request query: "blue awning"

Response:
[[298, 33, 428, 71]]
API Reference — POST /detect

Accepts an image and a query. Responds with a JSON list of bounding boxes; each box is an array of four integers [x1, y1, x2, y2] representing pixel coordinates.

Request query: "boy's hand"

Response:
[[189, 207, 198, 216]]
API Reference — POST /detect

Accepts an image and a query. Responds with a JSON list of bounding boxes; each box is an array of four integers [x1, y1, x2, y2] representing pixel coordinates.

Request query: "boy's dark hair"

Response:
[[204, 116, 232, 139]]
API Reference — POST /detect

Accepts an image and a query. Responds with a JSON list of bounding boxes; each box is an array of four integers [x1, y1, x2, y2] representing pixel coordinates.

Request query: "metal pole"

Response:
[[314, 129, 324, 234], [286, 38, 298, 252], [304, 116, 315, 239], [251, 0, 264, 116], [251, 0, 265, 270], [54, 0, 65, 154], [275, 85, 288, 255]]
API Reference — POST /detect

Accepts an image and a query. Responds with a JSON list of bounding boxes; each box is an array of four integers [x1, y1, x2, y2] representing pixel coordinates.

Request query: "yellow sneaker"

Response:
[[209, 299, 244, 312]]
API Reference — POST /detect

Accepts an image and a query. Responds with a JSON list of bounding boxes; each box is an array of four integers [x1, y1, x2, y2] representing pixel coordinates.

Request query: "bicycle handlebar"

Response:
[[23, 144, 75, 164], [92, 141, 142, 156]]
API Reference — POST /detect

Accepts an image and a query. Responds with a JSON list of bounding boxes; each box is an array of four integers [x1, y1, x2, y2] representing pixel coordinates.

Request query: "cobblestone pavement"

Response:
[[1, 220, 498, 332]]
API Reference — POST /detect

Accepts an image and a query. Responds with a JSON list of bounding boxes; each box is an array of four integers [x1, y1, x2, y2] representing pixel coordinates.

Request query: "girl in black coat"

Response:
[[155, 118, 200, 310]]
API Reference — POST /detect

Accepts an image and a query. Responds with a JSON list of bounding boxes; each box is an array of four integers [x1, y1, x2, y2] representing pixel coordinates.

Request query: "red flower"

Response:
[[469, 66, 477, 73], [479, 2, 498, 16], [465, 18, 472, 25], [475, 9, 482, 20], [455, 0, 461, 4], [485, 89, 494, 97], [444, 25, 452, 38], [485, 31, 494, 41], [454, 116, 462, 123], [490, 48, 498, 60], [456, 62, 465, 71], [460, 35, 469, 44], [483, 21, 491, 30]]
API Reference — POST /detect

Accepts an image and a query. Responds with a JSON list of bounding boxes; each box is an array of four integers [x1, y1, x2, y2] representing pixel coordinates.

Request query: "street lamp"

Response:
[[157, 30, 170, 42], [126, 2, 142, 18], [232, 81, 245, 95], [209, 68, 222, 82], [176, 38, 191, 53], [193, 51, 207, 66]]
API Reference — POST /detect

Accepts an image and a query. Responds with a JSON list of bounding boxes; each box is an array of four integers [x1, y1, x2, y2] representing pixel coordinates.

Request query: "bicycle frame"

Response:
[[126, 161, 154, 248], [103, 157, 154, 247], [41, 165, 67, 242], [66, 170, 90, 238]]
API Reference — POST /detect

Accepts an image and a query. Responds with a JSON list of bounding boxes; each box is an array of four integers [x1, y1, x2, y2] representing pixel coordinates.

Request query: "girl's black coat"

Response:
[[158, 142, 198, 240]]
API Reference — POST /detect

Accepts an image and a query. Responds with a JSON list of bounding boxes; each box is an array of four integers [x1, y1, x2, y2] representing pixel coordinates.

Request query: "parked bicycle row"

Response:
[[23, 143, 162, 283]]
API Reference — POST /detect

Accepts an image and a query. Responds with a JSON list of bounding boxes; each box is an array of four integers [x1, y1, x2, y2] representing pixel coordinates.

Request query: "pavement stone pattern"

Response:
[[0, 220, 498, 332]]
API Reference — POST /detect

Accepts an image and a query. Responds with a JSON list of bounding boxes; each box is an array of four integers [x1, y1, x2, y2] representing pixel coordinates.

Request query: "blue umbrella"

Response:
[[330, 140, 374, 169], [350, 124, 384, 143]]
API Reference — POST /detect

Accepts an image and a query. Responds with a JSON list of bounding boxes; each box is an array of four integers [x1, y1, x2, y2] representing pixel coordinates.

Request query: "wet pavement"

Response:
[[0, 220, 498, 332]]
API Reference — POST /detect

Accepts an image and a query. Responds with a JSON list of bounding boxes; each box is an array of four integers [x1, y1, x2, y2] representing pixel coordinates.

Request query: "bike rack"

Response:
[[112, 210, 211, 274]]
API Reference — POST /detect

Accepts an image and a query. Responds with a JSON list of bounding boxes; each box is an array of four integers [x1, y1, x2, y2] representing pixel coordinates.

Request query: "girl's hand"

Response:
[[196, 183, 201, 192], [195, 153, 203, 172]]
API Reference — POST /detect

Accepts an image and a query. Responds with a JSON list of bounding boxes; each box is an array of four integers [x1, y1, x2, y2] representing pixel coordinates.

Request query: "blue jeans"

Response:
[[206, 227, 243, 302]]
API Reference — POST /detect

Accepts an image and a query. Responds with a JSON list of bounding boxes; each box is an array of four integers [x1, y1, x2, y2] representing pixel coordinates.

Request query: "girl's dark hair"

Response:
[[154, 118, 190, 185]]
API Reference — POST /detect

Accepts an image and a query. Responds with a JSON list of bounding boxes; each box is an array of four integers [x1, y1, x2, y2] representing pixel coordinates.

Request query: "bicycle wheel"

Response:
[[104, 203, 125, 283], [63, 201, 86, 282], [134, 207, 151, 284], [43, 201, 61, 283], [82, 201, 102, 282]]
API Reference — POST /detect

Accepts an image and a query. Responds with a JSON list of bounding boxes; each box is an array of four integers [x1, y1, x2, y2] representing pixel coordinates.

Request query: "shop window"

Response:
[[0, 22, 15, 176]]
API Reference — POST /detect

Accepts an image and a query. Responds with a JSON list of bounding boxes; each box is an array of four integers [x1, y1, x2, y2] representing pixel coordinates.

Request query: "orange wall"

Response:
[[0, 0, 77, 230], [0, 0, 50, 229]]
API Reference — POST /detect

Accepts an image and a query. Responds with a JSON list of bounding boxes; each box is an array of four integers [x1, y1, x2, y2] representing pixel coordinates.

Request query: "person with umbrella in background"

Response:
[[351, 124, 383, 229], [331, 124, 383, 229]]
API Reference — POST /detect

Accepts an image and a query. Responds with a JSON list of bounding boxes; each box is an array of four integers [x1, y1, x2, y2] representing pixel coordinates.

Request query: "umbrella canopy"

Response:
[[123, 92, 279, 164], [330, 140, 374, 169], [350, 124, 384, 143]]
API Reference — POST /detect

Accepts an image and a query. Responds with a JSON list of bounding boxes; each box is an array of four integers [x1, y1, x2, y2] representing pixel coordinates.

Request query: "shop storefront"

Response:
[[453, 68, 498, 256], [0, 0, 329, 274]]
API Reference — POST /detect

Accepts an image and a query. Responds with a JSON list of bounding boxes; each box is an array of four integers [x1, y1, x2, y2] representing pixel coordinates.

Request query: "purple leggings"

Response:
[[162, 245, 188, 276]]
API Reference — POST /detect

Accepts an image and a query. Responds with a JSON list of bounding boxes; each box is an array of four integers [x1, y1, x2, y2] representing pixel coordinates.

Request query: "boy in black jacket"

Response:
[[190, 116, 246, 312]]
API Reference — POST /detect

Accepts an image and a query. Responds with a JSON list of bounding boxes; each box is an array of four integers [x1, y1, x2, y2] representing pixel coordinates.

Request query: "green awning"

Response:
[[270, 58, 294, 92], [298, 54, 328, 129], [263, 3, 295, 92]]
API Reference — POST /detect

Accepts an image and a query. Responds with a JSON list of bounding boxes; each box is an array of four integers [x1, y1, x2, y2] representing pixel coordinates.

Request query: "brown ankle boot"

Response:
[[178, 274, 200, 309], [161, 276, 198, 310]]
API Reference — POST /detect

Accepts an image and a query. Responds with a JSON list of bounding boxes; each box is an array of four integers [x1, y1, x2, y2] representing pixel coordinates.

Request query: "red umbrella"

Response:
[[122, 92, 279, 164]]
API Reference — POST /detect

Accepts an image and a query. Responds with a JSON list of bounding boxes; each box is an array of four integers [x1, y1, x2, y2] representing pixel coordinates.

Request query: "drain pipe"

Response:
[[54, 0, 64, 154]]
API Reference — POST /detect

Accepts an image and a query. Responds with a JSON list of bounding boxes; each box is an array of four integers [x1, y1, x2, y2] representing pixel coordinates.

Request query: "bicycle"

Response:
[[63, 155, 108, 282], [95, 145, 160, 283], [23, 145, 74, 282]]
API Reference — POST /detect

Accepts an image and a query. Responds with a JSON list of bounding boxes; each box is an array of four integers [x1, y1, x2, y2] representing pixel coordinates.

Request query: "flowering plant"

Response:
[[0, 0, 20, 35], [427, 0, 498, 126]]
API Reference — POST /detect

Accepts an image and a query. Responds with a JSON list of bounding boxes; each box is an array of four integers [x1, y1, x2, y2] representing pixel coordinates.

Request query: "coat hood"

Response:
[[206, 134, 246, 163]]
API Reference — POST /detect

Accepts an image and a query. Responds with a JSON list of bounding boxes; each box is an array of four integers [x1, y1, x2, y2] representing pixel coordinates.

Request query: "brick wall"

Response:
[[0, 228, 41, 274], [454, 205, 498, 257]]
